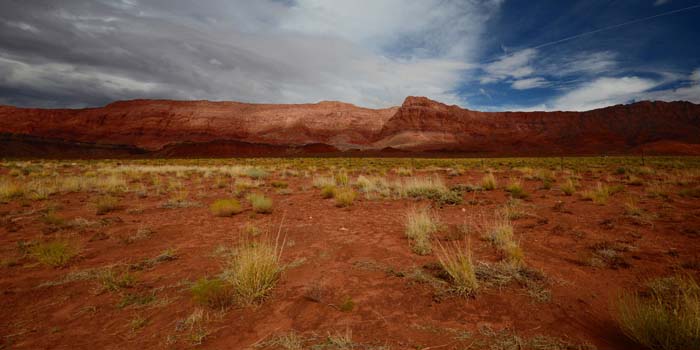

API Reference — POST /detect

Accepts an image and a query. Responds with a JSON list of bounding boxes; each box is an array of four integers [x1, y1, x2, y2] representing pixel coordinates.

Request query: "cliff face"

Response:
[[1, 96, 699, 157]]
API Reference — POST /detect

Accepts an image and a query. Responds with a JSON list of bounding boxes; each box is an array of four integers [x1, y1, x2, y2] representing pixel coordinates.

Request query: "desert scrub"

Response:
[[270, 180, 288, 189], [436, 240, 478, 296], [333, 188, 357, 207], [210, 199, 243, 217], [95, 195, 119, 215], [224, 236, 284, 305], [334, 171, 350, 187], [505, 178, 528, 199], [405, 207, 439, 255], [30, 240, 79, 267], [394, 167, 413, 176], [581, 182, 609, 204], [247, 193, 273, 213], [614, 275, 700, 350], [481, 173, 497, 190], [191, 277, 234, 309]]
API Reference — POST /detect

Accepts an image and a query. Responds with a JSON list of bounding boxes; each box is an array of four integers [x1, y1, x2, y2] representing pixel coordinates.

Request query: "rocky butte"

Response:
[[0, 96, 699, 157]]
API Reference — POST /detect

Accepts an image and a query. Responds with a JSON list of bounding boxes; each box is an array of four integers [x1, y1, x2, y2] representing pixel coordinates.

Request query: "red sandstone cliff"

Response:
[[0, 97, 698, 157]]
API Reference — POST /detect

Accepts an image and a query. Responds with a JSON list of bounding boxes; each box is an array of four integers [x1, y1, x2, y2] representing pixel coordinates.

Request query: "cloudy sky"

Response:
[[0, 0, 699, 111]]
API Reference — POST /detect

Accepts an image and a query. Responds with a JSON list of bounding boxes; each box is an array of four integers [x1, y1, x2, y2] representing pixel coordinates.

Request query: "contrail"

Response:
[[532, 3, 700, 50]]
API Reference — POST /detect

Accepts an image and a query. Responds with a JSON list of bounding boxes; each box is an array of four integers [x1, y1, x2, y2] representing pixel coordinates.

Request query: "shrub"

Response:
[[333, 188, 356, 207], [210, 199, 243, 217], [99, 269, 136, 291], [405, 207, 438, 255], [225, 236, 284, 305], [30, 240, 78, 267], [436, 240, 478, 296], [400, 176, 459, 205], [191, 277, 234, 309], [481, 173, 497, 190], [614, 275, 700, 350], [95, 196, 119, 215], [248, 193, 273, 213]]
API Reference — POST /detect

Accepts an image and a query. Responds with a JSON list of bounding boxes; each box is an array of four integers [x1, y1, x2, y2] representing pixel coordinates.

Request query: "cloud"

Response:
[[549, 76, 659, 111], [654, 0, 671, 6], [479, 48, 537, 83], [0, 0, 503, 108], [511, 77, 548, 90]]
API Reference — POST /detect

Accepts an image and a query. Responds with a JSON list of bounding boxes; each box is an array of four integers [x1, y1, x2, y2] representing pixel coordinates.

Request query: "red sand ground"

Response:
[[1, 166, 699, 349]]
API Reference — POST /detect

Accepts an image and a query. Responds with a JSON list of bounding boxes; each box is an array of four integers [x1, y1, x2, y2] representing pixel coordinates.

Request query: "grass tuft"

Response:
[[30, 240, 78, 267], [333, 188, 357, 207], [247, 193, 273, 214], [224, 234, 284, 305], [436, 240, 478, 296], [405, 207, 439, 255], [615, 275, 700, 350], [210, 199, 243, 217], [191, 277, 234, 309]]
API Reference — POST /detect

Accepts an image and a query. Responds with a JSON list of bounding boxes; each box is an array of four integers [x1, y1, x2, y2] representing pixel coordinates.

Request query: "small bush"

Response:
[[191, 277, 234, 309], [95, 196, 119, 215], [248, 193, 273, 214], [30, 240, 78, 267], [614, 275, 700, 350], [436, 240, 478, 296], [210, 199, 243, 217], [0, 178, 23, 202], [333, 188, 356, 207], [313, 176, 336, 188], [225, 236, 284, 305], [481, 173, 497, 190], [405, 207, 438, 255]]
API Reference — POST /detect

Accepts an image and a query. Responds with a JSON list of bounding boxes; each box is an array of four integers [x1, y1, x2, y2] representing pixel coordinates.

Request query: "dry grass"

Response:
[[224, 233, 284, 305], [481, 173, 497, 190], [210, 199, 243, 217], [405, 207, 439, 255], [191, 277, 234, 309], [95, 195, 119, 215], [247, 193, 273, 214], [582, 182, 610, 204], [615, 275, 700, 350], [505, 178, 528, 199], [30, 240, 79, 267], [561, 178, 577, 196], [436, 240, 478, 296], [487, 212, 524, 267], [333, 188, 357, 207]]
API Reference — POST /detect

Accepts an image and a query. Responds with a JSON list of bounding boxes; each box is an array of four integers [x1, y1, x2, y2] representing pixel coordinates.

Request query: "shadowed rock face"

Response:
[[1, 96, 699, 157]]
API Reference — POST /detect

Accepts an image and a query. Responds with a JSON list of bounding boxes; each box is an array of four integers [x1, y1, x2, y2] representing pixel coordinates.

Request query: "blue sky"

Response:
[[0, 0, 698, 110]]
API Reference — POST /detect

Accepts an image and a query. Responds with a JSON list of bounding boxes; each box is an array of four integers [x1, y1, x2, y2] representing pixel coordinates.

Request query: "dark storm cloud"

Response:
[[0, 0, 492, 108]]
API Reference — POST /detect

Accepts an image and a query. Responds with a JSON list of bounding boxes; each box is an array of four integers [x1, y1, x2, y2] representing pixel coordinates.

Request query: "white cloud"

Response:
[[550, 76, 659, 111], [480, 48, 537, 84], [511, 77, 548, 90]]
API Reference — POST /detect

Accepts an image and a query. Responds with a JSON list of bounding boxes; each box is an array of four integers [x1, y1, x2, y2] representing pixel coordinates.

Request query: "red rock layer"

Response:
[[1, 97, 699, 157]]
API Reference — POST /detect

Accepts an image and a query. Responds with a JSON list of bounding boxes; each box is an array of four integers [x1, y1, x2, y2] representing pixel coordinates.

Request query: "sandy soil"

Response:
[[1, 161, 698, 349]]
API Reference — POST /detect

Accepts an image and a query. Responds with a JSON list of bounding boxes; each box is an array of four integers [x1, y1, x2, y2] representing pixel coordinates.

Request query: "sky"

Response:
[[0, 0, 698, 111]]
